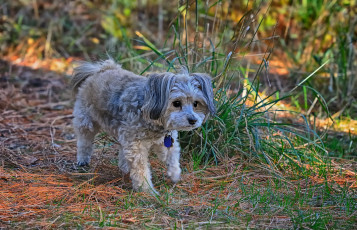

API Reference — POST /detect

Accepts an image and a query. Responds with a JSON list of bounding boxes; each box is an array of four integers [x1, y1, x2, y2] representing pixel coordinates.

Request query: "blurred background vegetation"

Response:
[[1, 0, 356, 117]]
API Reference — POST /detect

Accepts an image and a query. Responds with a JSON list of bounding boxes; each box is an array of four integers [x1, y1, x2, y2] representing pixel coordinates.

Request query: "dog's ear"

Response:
[[142, 73, 176, 120], [192, 73, 216, 116]]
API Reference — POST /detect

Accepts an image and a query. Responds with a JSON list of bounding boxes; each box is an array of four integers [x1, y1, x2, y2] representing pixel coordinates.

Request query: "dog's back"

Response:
[[71, 59, 148, 134], [71, 59, 125, 94]]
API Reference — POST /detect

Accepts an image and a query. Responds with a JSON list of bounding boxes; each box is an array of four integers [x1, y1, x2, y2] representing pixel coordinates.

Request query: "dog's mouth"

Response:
[[165, 116, 202, 131], [174, 124, 200, 131]]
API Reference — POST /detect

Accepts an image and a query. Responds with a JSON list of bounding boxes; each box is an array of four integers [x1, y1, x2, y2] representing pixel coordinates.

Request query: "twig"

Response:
[[44, 215, 61, 230]]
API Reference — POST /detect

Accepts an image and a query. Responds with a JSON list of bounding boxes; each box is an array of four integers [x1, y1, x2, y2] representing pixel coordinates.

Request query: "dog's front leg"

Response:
[[124, 141, 158, 195], [166, 136, 181, 183], [153, 131, 181, 183]]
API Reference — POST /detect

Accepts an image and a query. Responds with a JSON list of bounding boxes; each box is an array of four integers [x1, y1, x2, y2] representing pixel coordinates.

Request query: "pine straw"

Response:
[[1, 159, 355, 228], [0, 60, 356, 228], [0, 168, 126, 224]]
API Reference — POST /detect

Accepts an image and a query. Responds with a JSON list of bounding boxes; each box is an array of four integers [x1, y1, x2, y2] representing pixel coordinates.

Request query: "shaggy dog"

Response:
[[71, 59, 215, 194]]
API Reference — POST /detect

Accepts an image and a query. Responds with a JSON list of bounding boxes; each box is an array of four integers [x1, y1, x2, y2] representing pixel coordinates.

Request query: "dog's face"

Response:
[[142, 72, 215, 131]]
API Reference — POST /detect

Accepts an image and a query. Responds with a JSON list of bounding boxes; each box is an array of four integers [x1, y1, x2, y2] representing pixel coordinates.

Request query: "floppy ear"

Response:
[[192, 73, 216, 116], [142, 73, 176, 120]]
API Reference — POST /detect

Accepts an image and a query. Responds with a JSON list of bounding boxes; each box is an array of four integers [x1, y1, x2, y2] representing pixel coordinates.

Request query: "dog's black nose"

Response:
[[188, 117, 197, 125]]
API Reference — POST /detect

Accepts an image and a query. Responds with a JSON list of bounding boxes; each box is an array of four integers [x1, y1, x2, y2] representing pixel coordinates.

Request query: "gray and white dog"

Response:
[[71, 59, 215, 194]]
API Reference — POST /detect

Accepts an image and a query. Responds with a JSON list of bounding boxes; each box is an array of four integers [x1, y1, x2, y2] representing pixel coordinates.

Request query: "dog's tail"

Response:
[[71, 59, 121, 94]]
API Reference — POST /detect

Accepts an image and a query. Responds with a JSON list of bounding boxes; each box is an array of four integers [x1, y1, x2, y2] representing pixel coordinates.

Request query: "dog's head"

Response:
[[142, 70, 215, 131]]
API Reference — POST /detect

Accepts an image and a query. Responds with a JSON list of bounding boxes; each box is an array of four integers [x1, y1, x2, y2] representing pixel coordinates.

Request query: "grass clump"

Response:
[[132, 1, 329, 178], [275, 0, 357, 117]]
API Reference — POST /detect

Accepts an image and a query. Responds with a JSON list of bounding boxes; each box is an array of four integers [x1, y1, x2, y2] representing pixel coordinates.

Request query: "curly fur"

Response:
[[72, 59, 215, 194]]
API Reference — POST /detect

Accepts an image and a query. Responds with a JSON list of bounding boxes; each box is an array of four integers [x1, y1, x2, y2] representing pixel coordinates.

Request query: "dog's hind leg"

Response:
[[75, 126, 98, 166], [73, 102, 99, 166], [118, 147, 130, 174]]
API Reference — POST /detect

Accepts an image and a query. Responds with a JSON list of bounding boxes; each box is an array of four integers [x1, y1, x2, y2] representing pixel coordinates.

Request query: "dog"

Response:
[[71, 59, 215, 194]]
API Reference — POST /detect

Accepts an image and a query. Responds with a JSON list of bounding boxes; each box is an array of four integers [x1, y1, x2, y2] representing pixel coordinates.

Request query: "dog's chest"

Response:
[[113, 120, 166, 141]]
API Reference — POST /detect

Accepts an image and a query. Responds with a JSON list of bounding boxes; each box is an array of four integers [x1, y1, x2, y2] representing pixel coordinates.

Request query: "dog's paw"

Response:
[[77, 154, 91, 167], [135, 183, 160, 196], [167, 167, 181, 183], [77, 161, 89, 167]]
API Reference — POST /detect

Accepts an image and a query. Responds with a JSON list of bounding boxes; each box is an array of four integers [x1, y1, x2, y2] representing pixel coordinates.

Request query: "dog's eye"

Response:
[[173, 101, 181, 108], [193, 101, 199, 107]]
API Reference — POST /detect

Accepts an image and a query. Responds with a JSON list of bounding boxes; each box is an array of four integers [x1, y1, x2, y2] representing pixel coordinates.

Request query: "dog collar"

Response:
[[164, 134, 174, 148]]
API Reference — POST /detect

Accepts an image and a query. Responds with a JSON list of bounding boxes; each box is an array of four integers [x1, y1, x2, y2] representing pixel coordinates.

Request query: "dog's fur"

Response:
[[71, 59, 215, 194]]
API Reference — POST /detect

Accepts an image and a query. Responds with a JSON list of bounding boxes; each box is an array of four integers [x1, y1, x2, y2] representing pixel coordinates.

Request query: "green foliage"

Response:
[[276, 0, 357, 116], [125, 1, 332, 181]]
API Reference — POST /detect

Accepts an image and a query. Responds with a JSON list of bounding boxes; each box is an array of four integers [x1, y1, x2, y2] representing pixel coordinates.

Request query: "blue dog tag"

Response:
[[164, 135, 173, 148]]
